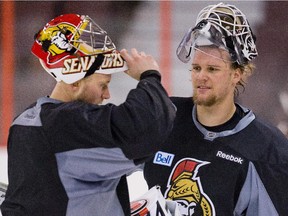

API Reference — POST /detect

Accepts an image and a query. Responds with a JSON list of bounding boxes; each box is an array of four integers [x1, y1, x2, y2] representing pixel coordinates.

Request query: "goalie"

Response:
[[0, 14, 176, 216]]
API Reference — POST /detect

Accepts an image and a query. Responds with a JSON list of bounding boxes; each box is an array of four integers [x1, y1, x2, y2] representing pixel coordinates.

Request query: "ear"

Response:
[[71, 81, 81, 91], [72, 81, 80, 87], [232, 68, 242, 84]]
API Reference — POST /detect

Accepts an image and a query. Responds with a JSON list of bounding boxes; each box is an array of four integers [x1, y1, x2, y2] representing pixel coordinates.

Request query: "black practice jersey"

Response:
[[144, 97, 288, 216], [1, 71, 176, 216]]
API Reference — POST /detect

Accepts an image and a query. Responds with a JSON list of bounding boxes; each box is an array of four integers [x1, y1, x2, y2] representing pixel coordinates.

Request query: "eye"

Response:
[[102, 85, 108, 91], [99, 83, 108, 91], [207, 66, 219, 73], [191, 65, 201, 73]]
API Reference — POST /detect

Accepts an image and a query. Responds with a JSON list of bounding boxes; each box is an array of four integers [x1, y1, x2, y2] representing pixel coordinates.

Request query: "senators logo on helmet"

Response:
[[31, 14, 127, 84], [62, 52, 125, 75]]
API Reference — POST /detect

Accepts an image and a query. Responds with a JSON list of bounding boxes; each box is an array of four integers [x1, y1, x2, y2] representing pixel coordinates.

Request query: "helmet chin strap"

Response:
[[84, 54, 105, 78]]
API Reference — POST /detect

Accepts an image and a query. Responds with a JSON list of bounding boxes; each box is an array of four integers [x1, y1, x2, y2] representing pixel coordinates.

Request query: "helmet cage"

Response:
[[176, 2, 258, 65], [32, 14, 127, 84], [69, 16, 116, 56]]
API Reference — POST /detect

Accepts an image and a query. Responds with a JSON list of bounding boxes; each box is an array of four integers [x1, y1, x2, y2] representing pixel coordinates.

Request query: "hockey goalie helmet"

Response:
[[32, 14, 127, 84], [176, 2, 258, 65]]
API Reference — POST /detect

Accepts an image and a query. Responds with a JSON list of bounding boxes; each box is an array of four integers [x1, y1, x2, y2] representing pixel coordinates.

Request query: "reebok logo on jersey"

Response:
[[153, 151, 174, 167], [216, 151, 243, 164]]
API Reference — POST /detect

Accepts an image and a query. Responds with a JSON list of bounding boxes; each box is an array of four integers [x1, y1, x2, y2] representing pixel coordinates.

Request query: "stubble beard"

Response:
[[193, 91, 217, 107]]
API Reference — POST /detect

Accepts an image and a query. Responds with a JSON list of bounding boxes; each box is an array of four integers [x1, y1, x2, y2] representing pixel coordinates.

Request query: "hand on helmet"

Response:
[[120, 48, 160, 81]]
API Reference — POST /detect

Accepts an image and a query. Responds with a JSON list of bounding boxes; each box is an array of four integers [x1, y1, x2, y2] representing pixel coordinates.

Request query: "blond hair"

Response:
[[231, 62, 255, 96]]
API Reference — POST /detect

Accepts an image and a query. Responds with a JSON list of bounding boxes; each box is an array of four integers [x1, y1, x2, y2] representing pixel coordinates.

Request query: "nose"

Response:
[[194, 69, 208, 81], [102, 88, 110, 100]]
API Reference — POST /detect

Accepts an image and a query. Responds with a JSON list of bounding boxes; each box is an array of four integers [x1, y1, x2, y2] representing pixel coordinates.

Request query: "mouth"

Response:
[[198, 85, 210, 89], [197, 85, 211, 90], [195, 85, 211, 95]]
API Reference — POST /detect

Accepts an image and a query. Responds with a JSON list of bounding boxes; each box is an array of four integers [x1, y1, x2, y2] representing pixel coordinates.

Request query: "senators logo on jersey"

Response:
[[164, 158, 215, 216]]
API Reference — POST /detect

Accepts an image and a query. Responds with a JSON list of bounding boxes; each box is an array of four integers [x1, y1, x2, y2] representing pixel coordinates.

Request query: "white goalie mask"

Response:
[[176, 2, 258, 65]]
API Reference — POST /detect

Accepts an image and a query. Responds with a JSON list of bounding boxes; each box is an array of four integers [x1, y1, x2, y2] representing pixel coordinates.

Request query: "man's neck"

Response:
[[196, 102, 236, 127], [49, 82, 73, 102]]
